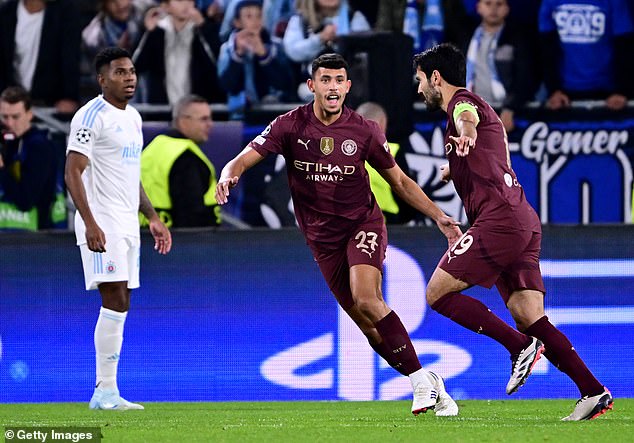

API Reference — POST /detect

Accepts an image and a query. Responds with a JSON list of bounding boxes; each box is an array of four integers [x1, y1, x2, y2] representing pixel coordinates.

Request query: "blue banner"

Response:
[[1, 227, 633, 403], [407, 116, 634, 225]]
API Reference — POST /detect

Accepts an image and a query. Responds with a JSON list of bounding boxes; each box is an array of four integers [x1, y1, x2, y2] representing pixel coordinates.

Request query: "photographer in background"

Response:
[[0, 85, 60, 230]]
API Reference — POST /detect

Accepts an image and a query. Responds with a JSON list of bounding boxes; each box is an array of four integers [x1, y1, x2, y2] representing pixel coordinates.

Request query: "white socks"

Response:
[[94, 306, 127, 391], [409, 367, 433, 388]]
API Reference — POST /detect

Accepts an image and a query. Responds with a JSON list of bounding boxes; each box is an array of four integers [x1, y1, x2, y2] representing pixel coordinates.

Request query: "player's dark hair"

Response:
[[413, 43, 466, 87], [0, 85, 31, 110], [311, 53, 349, 78], [94, 47, 132, 75]]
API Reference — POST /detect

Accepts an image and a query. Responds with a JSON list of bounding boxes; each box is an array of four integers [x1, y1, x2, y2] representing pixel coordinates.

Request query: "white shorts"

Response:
[[79, 236, 141, 291]]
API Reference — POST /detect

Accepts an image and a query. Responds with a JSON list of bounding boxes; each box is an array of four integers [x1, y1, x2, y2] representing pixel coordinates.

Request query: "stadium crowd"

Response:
[[1, 0, 634, 230]]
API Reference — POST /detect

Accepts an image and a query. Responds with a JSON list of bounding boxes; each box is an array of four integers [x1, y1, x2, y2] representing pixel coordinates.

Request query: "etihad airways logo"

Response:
[[294, 160, 355, 182]]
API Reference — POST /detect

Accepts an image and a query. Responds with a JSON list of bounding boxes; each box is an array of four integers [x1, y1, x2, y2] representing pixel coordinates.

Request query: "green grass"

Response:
[[1, 399, 632, 443]]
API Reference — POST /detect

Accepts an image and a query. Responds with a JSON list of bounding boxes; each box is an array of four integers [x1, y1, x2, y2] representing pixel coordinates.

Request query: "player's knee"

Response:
[[103, 298, 129, 312], [100, 288, 130, 312], [425, 284, 444, 306], [353, 298, 388, 323]]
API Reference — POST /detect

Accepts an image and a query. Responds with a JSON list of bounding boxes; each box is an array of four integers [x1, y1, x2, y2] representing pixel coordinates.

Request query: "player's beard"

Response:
[[423, 85, 443, 112], [321, 97, 342, 117], [324, 106, 342, 117]]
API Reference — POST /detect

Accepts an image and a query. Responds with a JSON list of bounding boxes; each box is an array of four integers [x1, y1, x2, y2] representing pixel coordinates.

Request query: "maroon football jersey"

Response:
[[445, 90, 540, 231], [249, 104, 396, 245]]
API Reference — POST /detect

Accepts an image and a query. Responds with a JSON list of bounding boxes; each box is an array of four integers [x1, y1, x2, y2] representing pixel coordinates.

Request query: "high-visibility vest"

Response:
[[366, 142, 400, 215], [140, 135, 219, 227]]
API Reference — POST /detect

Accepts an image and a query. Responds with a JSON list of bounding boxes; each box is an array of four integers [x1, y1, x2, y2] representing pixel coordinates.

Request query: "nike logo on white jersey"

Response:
[[297, 138, 310, 150]]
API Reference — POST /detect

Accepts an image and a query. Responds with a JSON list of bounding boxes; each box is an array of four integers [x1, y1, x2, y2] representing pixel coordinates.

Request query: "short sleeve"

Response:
[[452, 100, 481, 126], [365, 120, 395, 170], [66, 105, 104, 160], [249, 115, 286, 156]]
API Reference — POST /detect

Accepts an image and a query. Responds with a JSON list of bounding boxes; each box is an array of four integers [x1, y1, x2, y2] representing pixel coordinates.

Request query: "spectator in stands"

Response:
[[0, 0, 82, 113], [539, 0, 634, 110], [0, 86, 60, 230], [133, 0, 225, 105], [263, 0, 296, 36], [283, 0, 371, 100], [81, 0, 149, 100], [382, 1, 472, 51], [141, 94, 221, 227], [218, 0, 294, 119], [464, 0, 535, 132], [197, 0, 224, 21], [221, 0, 298, 40]]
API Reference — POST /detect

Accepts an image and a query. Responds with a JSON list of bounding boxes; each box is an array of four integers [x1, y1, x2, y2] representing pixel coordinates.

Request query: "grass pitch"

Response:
[[1, 399, 632, 443]]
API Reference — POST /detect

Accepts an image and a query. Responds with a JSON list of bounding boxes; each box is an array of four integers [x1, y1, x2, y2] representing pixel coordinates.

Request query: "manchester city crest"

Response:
[[341, 139, 357, 156], [320, 137, 334, 155]]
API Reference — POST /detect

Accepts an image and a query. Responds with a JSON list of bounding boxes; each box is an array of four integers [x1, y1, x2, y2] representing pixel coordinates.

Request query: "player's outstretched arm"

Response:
[[140, 184, 172, 255], [216, 147, 265, 205], [380, 164, 462, 247], [449, 109, 478, 157], [65, 151, 106, 252]]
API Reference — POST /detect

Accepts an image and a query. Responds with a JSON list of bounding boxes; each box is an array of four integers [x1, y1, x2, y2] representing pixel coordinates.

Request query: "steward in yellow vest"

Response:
[[141, 132, 220, 227], [141, 95, 222, 227]]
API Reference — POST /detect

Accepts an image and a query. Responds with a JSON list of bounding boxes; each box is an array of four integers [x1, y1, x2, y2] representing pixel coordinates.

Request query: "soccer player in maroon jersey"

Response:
[[414, 43, 613, 421], [216, 53, 462, 416]]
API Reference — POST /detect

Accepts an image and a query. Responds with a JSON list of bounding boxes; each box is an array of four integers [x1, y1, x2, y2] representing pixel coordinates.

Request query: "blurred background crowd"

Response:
[[1, 0, 633, 230]]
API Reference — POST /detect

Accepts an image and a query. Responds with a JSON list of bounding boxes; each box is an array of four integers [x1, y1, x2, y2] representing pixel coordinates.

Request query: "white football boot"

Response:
[[506, 337, 545, 395], [427, 371, 459, 416], [562, 388, 613, 421], [89, 387, 144, 411]]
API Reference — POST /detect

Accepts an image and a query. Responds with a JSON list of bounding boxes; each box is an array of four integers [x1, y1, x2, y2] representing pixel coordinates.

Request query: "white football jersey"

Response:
[[67, 95, 144, 245]]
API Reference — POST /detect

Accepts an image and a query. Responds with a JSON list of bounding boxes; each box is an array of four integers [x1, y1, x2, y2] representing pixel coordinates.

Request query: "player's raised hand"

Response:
[[215, 177, 239, 205], [449, 135, 475, 157], [149, 219, 172, 255]]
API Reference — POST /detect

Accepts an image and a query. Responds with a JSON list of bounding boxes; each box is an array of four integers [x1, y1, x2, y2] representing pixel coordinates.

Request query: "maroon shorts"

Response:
[[310, 218, 387, 310], [438, 225, 545, 303]]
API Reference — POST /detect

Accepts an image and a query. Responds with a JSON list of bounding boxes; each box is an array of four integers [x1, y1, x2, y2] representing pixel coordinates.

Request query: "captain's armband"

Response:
[[452, 101, 480, 127]]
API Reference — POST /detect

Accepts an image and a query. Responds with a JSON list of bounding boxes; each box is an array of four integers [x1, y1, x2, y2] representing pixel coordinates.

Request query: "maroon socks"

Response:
[[526, 316, 604, 397], [373, 311, 422, 375], [431, 292, 531, 355]]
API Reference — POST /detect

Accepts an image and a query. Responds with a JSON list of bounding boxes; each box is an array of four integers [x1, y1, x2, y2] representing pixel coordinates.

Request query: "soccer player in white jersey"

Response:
[[65, 47, 172, 411]]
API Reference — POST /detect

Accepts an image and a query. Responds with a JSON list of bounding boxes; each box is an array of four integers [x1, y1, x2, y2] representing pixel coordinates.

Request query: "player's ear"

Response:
[[96, 71, 105, 88], [307, 78, 315, 93], [345, 79, 351, 93], [433, 70, 441, 85]]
